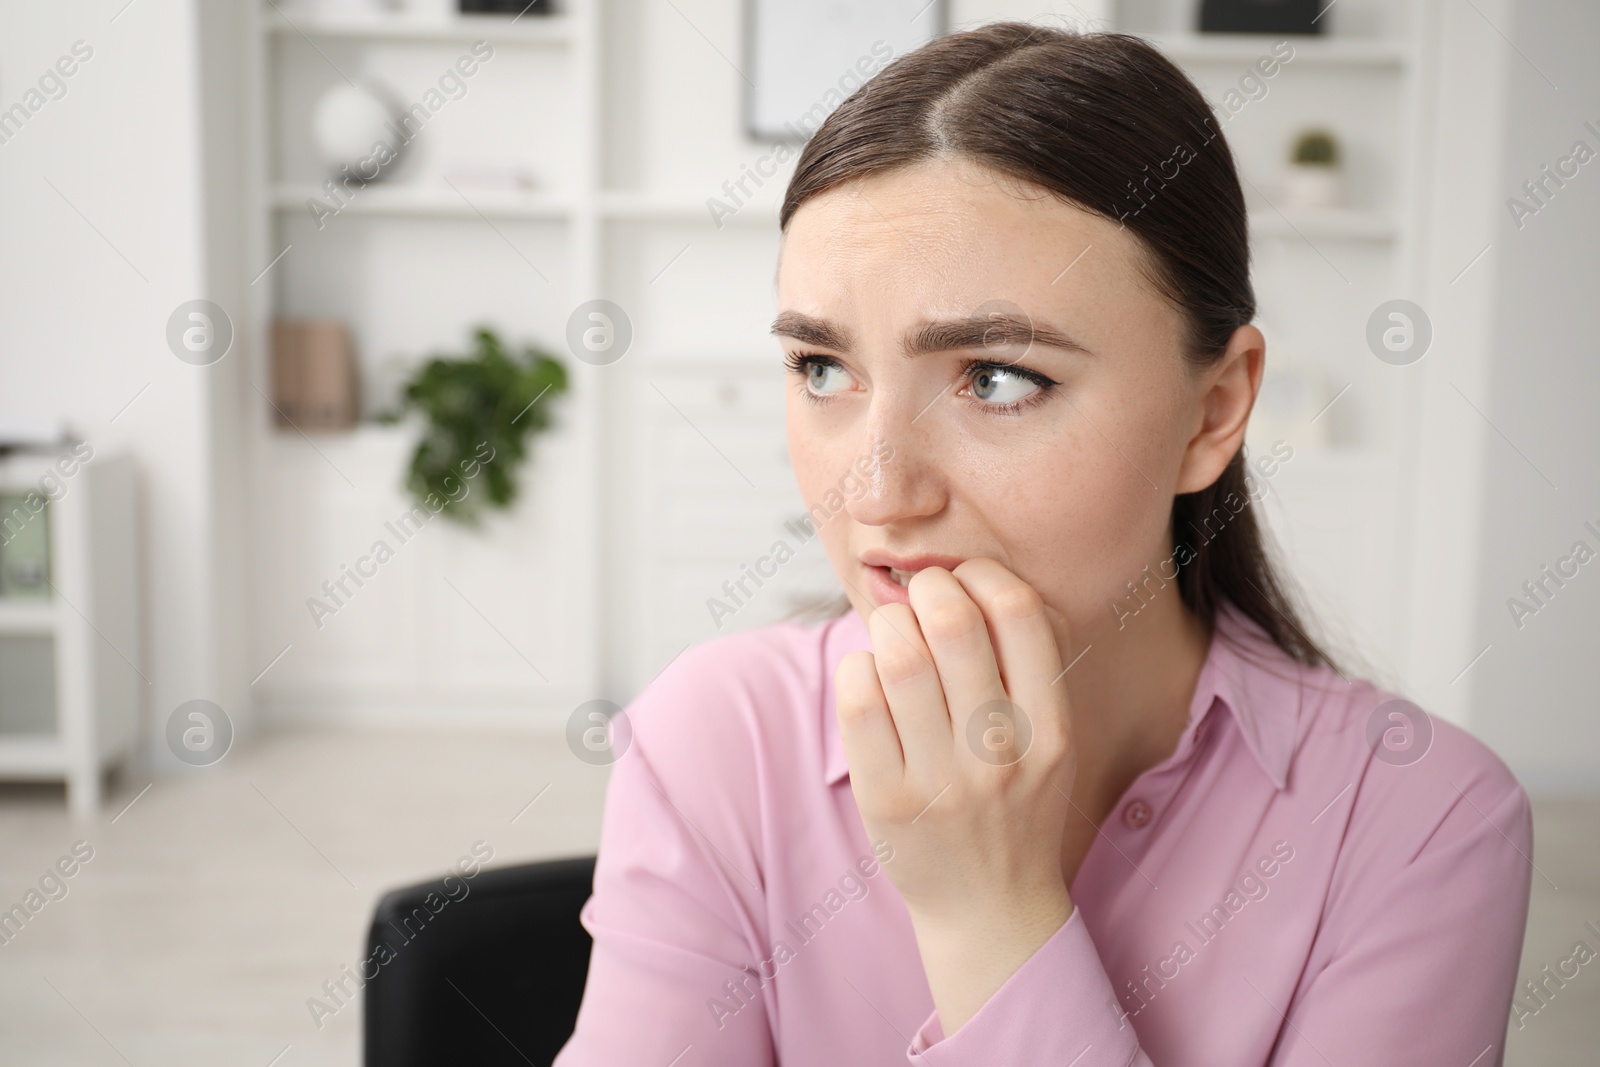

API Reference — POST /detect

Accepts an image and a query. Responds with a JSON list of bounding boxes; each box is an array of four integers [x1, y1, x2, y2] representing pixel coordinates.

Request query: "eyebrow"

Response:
[[769, 310, 1092, 360]]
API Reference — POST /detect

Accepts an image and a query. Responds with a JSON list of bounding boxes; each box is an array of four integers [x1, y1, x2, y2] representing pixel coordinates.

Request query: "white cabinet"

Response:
[[0, 449, 139, 818]]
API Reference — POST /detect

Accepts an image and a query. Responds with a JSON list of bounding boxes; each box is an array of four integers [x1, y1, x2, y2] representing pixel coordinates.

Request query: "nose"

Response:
[[844, 410, 947, 528]]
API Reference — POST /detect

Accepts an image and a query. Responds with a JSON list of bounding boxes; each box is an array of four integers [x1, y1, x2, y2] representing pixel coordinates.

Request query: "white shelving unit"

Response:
[[0, 450, 140, 818], [240, 0, 1441, 721], [246, 0, 606, 723], [242, 0, 842, 721]]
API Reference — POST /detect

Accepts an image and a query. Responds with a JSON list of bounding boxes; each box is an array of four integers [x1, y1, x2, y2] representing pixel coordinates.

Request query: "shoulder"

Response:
[[582, 620, 843, 925], [1290, 663, 1531, 872], [1295, 666, 1527, 811], [626, 616, 833, 732], [1273, 662, 1537, 973], [616, 615, 839, 797]]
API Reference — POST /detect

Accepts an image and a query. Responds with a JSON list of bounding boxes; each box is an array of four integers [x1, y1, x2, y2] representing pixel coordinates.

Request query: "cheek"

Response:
[[785, 396, 853, 550], [980, 406, 1180, 631], [785, 394, 827, 500]]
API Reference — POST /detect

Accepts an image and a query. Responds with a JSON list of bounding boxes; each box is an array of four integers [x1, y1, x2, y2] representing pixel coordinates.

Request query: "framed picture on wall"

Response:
[[743, 0, 946, 143]]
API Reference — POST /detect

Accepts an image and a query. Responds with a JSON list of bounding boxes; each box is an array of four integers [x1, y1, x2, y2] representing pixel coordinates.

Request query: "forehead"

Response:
[[775, 156, 1161, 333]]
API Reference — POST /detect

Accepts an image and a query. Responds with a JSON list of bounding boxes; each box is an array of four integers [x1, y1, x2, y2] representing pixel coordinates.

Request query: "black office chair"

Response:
[[363, 855, 596, 1067]]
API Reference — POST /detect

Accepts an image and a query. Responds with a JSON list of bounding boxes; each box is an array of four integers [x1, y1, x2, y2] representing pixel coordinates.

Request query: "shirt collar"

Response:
[[820, 596, 1300, 791], [1187, 596, 1301, 790]]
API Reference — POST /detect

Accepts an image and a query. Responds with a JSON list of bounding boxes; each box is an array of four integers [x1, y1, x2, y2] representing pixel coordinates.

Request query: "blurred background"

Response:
[[0, 0, 1595, 1063]]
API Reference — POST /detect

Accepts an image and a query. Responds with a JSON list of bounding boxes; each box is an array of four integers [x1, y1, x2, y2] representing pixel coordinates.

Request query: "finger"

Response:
[[948, 559, 1070, 762], [834, 650, 904, 789], [903, 567, 1010, 768], [865, 603, 953, 776]]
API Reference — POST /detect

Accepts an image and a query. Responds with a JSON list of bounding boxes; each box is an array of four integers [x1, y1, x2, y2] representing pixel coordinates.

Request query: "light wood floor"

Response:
[[0, 728, 609, 1066], [0, 729, 1593, 1065]]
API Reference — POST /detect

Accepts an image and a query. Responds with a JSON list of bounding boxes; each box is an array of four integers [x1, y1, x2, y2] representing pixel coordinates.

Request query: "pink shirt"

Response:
[[553, 597, 1533, 1066]]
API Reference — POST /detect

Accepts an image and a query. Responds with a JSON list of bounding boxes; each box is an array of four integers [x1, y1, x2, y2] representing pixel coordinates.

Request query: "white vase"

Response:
[[311, 81, 405, 182]]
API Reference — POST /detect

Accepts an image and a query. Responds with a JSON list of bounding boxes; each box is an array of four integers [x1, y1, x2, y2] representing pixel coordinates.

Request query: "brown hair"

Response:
[[778, 21, 1341, 673]]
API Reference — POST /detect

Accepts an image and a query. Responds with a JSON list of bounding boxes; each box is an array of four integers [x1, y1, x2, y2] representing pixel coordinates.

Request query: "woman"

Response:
[[554, 23, 1532, 1066]]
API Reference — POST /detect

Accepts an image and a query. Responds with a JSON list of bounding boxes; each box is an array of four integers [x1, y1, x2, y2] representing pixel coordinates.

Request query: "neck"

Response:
[[1056, 586, 1214, 832]]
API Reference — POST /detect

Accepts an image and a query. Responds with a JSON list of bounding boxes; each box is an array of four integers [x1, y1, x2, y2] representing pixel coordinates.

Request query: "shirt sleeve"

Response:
[[1265, 776, 1534, 1066], [905, 905, 1155, 1066], [552, 671, 777, 1067]]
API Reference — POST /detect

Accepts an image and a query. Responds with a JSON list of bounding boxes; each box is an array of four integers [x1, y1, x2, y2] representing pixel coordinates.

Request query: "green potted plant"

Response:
[[1283, 127, 1343, 209], [380, 325, 569, 524]]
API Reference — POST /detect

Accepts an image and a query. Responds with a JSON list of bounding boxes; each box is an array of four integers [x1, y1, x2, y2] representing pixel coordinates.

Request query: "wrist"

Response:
[[908, 887, 1074, 1038], [910, 887, 1074, 958]]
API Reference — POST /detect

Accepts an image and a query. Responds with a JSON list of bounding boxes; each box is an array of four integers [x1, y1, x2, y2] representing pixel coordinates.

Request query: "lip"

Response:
[[859, 551, 968, 608], [859, 550, 968, 572]]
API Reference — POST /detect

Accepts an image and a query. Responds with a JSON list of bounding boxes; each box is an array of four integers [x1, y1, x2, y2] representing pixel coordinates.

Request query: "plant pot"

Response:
[[1281, 163, 1343, 209]]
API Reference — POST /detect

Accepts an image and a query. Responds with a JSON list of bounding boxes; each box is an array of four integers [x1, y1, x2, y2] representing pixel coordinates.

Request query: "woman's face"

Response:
[[774, 156, 1256, 642]]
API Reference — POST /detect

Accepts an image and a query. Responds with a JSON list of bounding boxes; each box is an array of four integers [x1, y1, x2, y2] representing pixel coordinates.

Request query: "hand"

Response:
[[835, 558, 1078, 1035]]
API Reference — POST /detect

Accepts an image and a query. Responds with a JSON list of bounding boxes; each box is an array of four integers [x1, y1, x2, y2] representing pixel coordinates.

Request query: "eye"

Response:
[[967, 363, 1040, 406], [783, 351, 853, 400], [783, 350, 1057, 415], [958, 358, 1057, 414]]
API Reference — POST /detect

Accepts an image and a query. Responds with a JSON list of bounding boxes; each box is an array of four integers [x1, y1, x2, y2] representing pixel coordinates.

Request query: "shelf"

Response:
[[1249, 207, 1397, 242], [0, 599, 56, 635], [598, 191, 782, 228], [270, 187, 792, 226], [265, 420, 410, 440], [262, 10, 574, 45], [271, 183, 574, 220], [1141, 33, 1408, 67], [0, 734, 68, 776]]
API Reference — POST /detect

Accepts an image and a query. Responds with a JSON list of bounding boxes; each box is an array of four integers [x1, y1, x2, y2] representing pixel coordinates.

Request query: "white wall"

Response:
[[1398, 0, 1513, 726], [196, 0, 257, 751], [0, 0, 252, 773], [1469, 0, 1600, 790]]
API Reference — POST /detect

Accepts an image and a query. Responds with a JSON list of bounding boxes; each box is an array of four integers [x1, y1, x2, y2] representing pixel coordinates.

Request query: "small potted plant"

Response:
[[1282, 128, 1343, 210], [380, 326, 569, 524]]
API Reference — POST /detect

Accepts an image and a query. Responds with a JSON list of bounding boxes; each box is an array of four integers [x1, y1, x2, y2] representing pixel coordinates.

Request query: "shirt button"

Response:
[[1123, 799, 1153, 829]]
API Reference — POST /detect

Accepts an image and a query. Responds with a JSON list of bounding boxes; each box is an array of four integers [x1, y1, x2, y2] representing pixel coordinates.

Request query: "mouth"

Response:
[[859, 551, 968, 604]]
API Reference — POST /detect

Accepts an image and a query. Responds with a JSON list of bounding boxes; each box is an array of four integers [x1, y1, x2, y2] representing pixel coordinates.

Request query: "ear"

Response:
[[1174, 323, 1264, 495]]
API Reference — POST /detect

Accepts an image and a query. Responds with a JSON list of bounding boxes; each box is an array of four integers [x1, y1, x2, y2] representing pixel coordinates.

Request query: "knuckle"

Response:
[[875, 642, 927, 684], [835, 691, 879, 723], [988, 582, 1046, 623], [1033, 722, 1074, 769], [1032, 729, 1066, 765], [918, 599, 984, 645], [988, 762, 1029, 793]]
